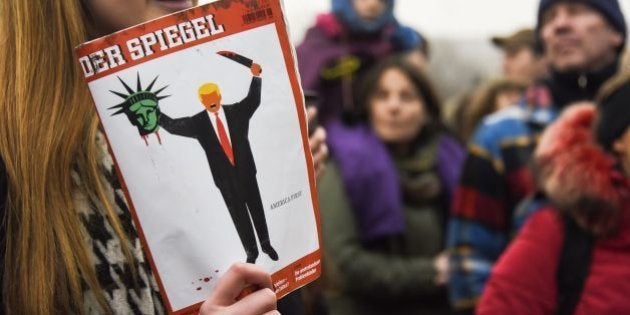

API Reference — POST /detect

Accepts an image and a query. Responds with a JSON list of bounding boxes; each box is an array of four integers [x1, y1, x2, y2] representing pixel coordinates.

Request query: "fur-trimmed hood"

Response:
[[534, 104, 630, 235]]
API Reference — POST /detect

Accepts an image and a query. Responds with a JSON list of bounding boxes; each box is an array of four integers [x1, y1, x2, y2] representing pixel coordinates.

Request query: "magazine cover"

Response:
[[75, 1, 321, 313]]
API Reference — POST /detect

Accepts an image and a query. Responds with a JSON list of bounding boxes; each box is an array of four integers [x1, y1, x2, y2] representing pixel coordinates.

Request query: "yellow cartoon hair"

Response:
[[198, 82, 221, 97]]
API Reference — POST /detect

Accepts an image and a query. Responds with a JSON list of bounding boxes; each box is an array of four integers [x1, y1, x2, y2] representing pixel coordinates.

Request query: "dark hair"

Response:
[[356, 55, 444, 139]]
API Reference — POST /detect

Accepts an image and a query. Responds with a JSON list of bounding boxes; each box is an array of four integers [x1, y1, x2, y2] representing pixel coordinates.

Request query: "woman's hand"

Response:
[[199, 263, 279, 315]]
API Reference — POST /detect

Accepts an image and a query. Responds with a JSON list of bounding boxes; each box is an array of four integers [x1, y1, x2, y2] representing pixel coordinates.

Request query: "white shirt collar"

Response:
[[206, 107, 231, 144]]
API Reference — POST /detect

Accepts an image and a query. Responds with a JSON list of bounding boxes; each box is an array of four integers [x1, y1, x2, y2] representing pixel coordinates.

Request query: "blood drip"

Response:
[[155, 130, 162, 145]]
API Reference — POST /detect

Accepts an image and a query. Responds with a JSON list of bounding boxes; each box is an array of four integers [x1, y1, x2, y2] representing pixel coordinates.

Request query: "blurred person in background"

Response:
[[459, 79, 527, 142], [296, 0, 424, 124], [0, 0, 328, 313], [447, 0, 626, 313], [478, 72, 630, 315], [296, 2, 429, 287], [491, 28, 549, 86], [445, 29, 541, 144], [317, 56, 463, 315]]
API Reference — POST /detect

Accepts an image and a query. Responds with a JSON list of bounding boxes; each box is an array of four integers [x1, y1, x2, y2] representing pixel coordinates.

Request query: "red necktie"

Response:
[[214, 113, 234, 165]]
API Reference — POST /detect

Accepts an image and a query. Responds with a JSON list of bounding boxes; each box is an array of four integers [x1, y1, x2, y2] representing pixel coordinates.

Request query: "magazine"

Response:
[[75, 1, 321, 313]]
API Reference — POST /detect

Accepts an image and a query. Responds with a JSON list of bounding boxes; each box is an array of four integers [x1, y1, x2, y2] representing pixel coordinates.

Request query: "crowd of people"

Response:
[[1, 0, 630, 314]]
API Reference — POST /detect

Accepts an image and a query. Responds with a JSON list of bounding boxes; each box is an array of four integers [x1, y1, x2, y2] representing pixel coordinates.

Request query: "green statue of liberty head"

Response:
[[109, 73, 169, 136]]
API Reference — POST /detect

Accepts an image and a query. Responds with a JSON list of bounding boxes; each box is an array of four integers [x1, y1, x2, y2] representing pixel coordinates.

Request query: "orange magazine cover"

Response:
[[75, 1, 321, 313]]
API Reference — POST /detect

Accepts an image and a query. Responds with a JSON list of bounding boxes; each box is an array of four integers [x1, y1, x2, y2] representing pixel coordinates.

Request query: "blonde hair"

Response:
[[198, 83, 221, 97], [0, 1, 133, 313]]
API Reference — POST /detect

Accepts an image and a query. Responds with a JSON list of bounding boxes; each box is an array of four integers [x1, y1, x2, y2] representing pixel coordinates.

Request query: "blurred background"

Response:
[[201, 0, 630, 99]]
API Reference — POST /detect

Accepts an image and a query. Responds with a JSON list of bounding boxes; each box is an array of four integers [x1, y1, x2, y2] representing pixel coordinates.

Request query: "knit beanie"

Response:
[[331, 0, 395, 34], [536, 0, 627, 51], [596, 80, 630, 150]]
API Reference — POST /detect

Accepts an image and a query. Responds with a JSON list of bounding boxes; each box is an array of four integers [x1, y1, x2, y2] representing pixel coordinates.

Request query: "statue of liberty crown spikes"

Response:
[[109, 73, 170, 145]]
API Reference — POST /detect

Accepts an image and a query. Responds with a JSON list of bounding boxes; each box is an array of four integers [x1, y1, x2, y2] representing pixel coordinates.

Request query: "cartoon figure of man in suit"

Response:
[[158, 60, 277, 264], [109, 53, 277, 264]]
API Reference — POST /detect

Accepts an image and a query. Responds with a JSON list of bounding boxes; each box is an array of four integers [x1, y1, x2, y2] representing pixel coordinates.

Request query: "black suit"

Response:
[[159, 77, 271, 261]]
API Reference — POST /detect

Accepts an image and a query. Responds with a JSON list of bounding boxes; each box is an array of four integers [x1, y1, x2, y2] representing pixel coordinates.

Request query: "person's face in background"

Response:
[[369, 67, 426, 144], [502, 47, 547, 85], [540, 3, 623, 72], [83, 0, 196, 37], [352, 0, 387, 21], [613, 126, 630, 177]]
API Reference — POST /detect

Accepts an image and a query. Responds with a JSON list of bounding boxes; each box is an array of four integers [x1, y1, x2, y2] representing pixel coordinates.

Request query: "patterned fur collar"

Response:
[[534, 104, 630, 235]]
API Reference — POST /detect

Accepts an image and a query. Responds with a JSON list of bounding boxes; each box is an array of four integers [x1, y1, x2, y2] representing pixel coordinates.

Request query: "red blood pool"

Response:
[[204, 277, 211, 282]]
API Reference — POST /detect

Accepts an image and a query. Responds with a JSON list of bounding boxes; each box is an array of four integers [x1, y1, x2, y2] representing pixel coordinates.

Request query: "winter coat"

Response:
[[446, 61, 620, 310], [317, 133, 462, 315], [478, 104, 630, 315]]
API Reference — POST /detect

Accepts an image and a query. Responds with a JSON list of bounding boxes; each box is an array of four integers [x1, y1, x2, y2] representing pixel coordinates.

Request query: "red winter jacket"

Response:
[[478, 104, 630, 315]]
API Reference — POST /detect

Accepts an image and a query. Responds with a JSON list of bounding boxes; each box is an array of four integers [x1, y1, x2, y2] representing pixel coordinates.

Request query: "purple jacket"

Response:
[[296, 13, 394, 124], [326, 121, 465, 242]]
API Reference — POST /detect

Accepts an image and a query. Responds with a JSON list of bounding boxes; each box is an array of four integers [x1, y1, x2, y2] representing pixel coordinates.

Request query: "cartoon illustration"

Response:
[[109, 74, 169, 145], [110, 52, 277, 264]]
